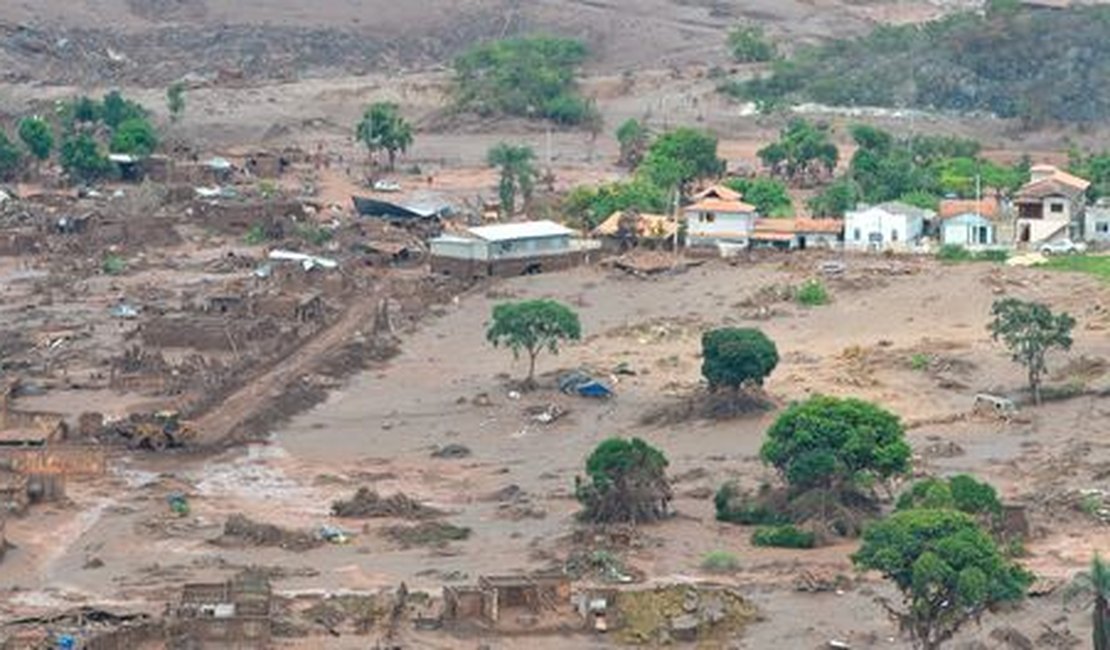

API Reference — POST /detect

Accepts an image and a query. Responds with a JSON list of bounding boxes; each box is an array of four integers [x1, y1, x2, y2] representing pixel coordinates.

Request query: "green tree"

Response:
[[758, 119, 839, 186], [101, 90, 148, 130], [760, 395, 910, 493], [988, 298, 1075, 405], [0, 132, 22, 181], [727, 24, 776, 63], [639, 127, 724, 191], [853, 509, 1032, 650], [355, 102, 414, 170], [575, 437, 672, 523], [723, 177, 792, 216], [616, 118, 650, 168], [453, 37, 596, 125], [167, 82, 186, 124], [1064, 554, 1110, 650], [896, 475, 1003, 534], [487, 143, 538, 215], [110, 118, 159, 157], [562, 179, 669, 230], [18, 117, 53, 162], [486, 299, 581, 386], [701, 328, 779, 392], [807, 177, 859, 217], [60, 134, 110, 183], [71, 96, 101, 124]]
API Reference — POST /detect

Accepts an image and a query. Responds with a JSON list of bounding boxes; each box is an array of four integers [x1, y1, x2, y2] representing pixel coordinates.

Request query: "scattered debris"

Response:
[[558, 371, 614, 398], [217, 514, 323, 551], [331, 487, 442, 520], [527, 403, 567, 424], [382, 521, 470, 548], [431, 443, 472, 459]]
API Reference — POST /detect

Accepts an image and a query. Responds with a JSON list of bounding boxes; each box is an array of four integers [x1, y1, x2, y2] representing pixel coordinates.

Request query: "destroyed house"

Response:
[[352, 195, 453, 223], [174, 574, 272, 649], [444, 573, 571, 627]]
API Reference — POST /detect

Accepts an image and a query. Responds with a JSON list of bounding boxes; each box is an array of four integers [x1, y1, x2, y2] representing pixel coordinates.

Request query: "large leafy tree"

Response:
[[639, 127, 724, 191], [896, 474, 1003, 534], [562, 178, 669, 230], [723, 177, 792, 216], [853, 509, 1032, 650], [18, 117, 53, 162], [0, 132, 21, 181], [487, 143, 537, 215], [616, 118, 651, 168], [760, 395, 910, 493], [355, 102, 414, 170], [575, 437, 672, 524], [101, 90, 148, 130], [486, 299, 581, 387], [701, 328, 779, 392], [758, 119, 839, 186], [808, 177, 859, 217], [988, 298, 1075, 405], [110, 118, 159, 157], [1065, 554, 1110, 650], [60, 134, 111, 183]]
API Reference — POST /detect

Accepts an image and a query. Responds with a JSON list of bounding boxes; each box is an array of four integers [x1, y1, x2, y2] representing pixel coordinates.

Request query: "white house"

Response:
[[1085, 205, 1110, 244], [429, 220, 595, 277], [843, 201, 933, 251], [940, 213, 996, 248], [683, 186, 758, 248]]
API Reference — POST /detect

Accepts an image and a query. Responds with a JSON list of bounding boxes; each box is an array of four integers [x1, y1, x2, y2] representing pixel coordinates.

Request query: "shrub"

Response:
[[751, 524, 815, 549], [977, 248, 1010, 262], [296, 224, 334, 246], [728, 25, 776, 63], [714, 482, 789, 525], [575, 437, 672, 524], [243, 224, 267, 245], [909, 353, 931, 371], [701, 550, 741, 574], [795, 279, 829, 306], [701, 327, 779, 391], [101, 254, 127, 275], [936, 244, 972, 262]]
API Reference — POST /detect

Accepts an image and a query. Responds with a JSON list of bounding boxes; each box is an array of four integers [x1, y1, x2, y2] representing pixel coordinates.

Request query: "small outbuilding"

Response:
[[941, 212, 997, 248]]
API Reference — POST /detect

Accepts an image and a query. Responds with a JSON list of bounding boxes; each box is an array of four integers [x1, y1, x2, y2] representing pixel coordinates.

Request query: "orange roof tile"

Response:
[[685, 198, 757, 214], [938, 197, 1001, 220], [750, 231, 795, 242], [794, 218, 843, 234], [693, 185, 743, 202]]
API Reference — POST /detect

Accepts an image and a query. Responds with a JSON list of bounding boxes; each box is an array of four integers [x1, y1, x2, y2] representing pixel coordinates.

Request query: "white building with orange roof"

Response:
[[682, 185, 758, 249]]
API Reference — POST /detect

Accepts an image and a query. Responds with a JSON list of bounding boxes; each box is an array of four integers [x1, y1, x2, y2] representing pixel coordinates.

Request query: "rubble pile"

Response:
[[217, 514, 323, 552], [331, 488, 442, 520]]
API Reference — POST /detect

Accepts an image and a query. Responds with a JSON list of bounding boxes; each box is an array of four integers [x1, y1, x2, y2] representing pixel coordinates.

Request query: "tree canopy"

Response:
[[616, 118, 651, 168], [110, 118, 159, 157], [0, 132, 21, 181], [101, 90, 148, 130], [988, 298, 1075, 405], [453, 37, 597, 125], [355, 102, 414, 170], [727, 24, 776, 63], [723, 177, 792, 216], [575, 437, 672, 524], [487, 143, 538, 216], [1064, 554, 1110, 650], [639, 127, 724, 191], [18, 117, 53, 162], [758, 119, 838, 186], [562, 179, 669, 230], [486, 299, 581, 386], [853, 508, 1032, 650], [760, 395, 910, 493], [701, 328, 779, 391], [60, 134, 110, 183]]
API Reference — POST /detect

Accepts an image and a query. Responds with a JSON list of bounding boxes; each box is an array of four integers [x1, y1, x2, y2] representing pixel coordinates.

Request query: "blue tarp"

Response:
[[559, 371, 614, 398]]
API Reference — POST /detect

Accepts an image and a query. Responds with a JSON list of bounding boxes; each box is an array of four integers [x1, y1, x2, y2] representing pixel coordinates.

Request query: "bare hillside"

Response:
[[0, 0, 966, 86]]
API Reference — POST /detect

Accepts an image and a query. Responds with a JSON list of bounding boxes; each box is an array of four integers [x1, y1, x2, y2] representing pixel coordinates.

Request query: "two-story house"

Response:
[[683, 185, 758, 249], [1013, 164, 1089, 245]]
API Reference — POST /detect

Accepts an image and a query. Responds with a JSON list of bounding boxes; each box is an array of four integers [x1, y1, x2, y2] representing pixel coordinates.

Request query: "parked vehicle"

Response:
[[1039, 238, 1087, 255]]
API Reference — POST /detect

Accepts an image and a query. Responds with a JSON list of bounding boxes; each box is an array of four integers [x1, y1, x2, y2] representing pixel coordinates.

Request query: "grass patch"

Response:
[[101, 253, 127, 275], [795, 279, 829, 307], [936, 244, 1009, 263], [751, 524, 816, 549], [909, 353, 931, 371], [296, 223, 334, 247], [700, 550, 741, 574], [1042, 254, 1110, 280], [243, 223, 267, 245]]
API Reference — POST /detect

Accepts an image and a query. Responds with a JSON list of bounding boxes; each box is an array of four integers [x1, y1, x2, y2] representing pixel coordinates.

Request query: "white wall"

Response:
[[685, 210, 756, 245], [844, 208, 923, 250]]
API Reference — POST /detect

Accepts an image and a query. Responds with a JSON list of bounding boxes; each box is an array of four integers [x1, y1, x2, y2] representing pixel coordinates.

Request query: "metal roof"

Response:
[[467, 220, 574, 242]]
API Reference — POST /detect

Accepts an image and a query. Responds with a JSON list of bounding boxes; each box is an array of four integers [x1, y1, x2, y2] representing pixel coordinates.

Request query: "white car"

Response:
[[1039, 238, 1087, 255]]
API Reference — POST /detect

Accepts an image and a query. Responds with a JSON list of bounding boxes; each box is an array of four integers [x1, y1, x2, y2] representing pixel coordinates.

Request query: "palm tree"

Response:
[[1065, 553, 1110, 650], [487, 143, 537, 216], [355, 102, 414, 171]]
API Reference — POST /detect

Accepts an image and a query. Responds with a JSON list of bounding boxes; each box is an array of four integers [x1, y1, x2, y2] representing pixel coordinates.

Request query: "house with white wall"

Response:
[[683, 186, 757, 249], [843, 201, 933, 251], [1085, 204, 1110, 244], [1013, 165, 1088, 245]]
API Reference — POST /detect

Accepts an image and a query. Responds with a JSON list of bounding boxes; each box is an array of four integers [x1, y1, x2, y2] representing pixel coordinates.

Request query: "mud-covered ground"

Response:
[[4, 255, 1109, 647]]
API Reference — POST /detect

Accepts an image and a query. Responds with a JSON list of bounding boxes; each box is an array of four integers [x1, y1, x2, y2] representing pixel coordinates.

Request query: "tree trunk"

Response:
[[388, 149, 396, 171], [1030, 368, 1041, 406], [526, 349, 538, 389], [1096, 595, 1110, 650]]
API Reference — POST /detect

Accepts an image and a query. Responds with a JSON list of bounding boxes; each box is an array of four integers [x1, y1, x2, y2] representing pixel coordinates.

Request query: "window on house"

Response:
[[853, 228, 861, 241], [891, 229, 899, 242], [705, 213, 716, 223], [976, 226, 989, 244], [1050, 203, 1065, 214], [1098, 222, 1110, 234]]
